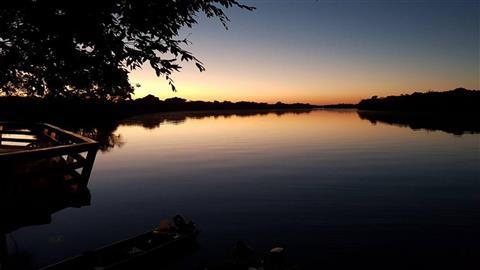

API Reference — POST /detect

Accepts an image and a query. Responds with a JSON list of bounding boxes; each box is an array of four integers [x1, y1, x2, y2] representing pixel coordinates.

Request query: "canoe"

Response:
[[38, 215, 200, 270]]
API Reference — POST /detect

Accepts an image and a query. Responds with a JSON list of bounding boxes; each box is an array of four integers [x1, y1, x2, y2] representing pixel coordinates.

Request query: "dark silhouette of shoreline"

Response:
[[318, 88, 480, 111], [2, 87, 478, 139], [357, 88, 479, 112], [2, 88, 478, 125], [122, 109, 314, 129], [0, 95, 316, 125], [353, 88, 480, 135]]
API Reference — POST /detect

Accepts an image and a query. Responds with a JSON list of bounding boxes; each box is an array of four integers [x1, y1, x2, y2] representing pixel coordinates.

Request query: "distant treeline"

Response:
[[317, 103, 357, 109], [0, 95, 316, 124], [357, 88, 480, 112], [1, 88, 478, 124]]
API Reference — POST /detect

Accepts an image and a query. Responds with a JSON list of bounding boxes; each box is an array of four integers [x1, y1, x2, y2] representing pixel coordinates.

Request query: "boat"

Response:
[[38, 215, 200, 270]]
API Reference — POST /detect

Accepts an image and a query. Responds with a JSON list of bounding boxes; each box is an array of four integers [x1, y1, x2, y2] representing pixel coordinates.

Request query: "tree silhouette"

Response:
[[0, 0, 253, 101]]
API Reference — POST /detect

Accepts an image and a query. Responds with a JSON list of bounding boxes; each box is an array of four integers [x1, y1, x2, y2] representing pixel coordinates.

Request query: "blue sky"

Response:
[[130, 0, 479, 104]]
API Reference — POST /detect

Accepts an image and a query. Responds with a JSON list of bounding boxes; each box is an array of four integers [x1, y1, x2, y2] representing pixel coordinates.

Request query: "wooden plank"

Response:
[[0, 130, 35, 135], [0, 148, 26, 153], [0, 145, 28, 150], [0, 142, 98, 162], [42, 123, 97, 144], [0, 137, 37, 143], [0, 122, 40, 131]]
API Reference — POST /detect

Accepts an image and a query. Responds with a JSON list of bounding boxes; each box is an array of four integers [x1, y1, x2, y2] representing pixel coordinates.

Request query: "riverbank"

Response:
[[0, 95, 317, 125], [1, 88, 478, 125], [318, 88, 480, 111], [357, 88, 479, 112]]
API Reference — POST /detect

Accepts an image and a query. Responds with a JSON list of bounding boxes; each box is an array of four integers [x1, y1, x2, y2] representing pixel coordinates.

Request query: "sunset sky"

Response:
[[129, 0, 479, 105]]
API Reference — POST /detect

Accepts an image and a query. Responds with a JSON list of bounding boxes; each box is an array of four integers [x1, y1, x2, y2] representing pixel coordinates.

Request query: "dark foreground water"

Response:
[[6, 109, 480, 269]]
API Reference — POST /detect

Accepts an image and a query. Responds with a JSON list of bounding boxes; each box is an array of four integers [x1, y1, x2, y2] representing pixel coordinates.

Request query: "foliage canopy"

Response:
[[0, 0, 253, 101]]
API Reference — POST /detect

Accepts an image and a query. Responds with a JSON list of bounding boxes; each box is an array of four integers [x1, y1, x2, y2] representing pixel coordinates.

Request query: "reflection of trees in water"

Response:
[[74, 126, 125, 152], [122, 109, 314, 130], [357, 110, 480, 136], [67, 110, 313, 152], [67, 109, 479, 152]]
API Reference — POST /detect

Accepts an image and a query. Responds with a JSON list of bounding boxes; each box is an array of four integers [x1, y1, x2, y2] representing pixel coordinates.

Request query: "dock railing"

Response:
[[0, 122, 99, 186]]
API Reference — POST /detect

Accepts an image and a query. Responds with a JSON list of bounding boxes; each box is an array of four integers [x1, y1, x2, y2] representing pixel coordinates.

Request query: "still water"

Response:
[[8, 109, 480, 269]]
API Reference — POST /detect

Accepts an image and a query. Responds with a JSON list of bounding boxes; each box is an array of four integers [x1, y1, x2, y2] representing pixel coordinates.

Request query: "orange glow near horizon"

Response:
[[129, 63, 478, 105]]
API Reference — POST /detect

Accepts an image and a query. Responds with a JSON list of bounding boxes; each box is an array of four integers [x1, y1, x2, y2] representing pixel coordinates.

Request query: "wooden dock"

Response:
[[0, 122, 99, 186]]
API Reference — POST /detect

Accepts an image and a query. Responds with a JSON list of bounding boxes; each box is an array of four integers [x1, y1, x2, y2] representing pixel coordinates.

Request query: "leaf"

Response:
[[195, 62, 205, 72]]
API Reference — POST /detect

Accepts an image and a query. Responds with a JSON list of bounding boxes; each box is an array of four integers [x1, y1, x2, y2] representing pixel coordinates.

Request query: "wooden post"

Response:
[[80, 148, 98, 186]]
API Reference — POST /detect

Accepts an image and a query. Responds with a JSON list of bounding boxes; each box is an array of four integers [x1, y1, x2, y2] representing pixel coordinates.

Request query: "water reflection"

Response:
[[1, 172, 92, 269], [74, 109, 479, 154], [357, 110, 480, 135], [67, 110, 315, 152], [74, 126, 125, 152], [4, 109, 479, 270], [1, 180, 91, 234], [122, 109, 314, 130]]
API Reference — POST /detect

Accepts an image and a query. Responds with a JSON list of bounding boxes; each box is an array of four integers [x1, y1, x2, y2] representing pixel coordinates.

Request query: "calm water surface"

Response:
[[9, 109, 480, 269]]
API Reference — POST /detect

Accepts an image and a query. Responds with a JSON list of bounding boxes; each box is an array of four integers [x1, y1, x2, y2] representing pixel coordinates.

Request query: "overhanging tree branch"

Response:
[[0, 0, 254, 101]]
